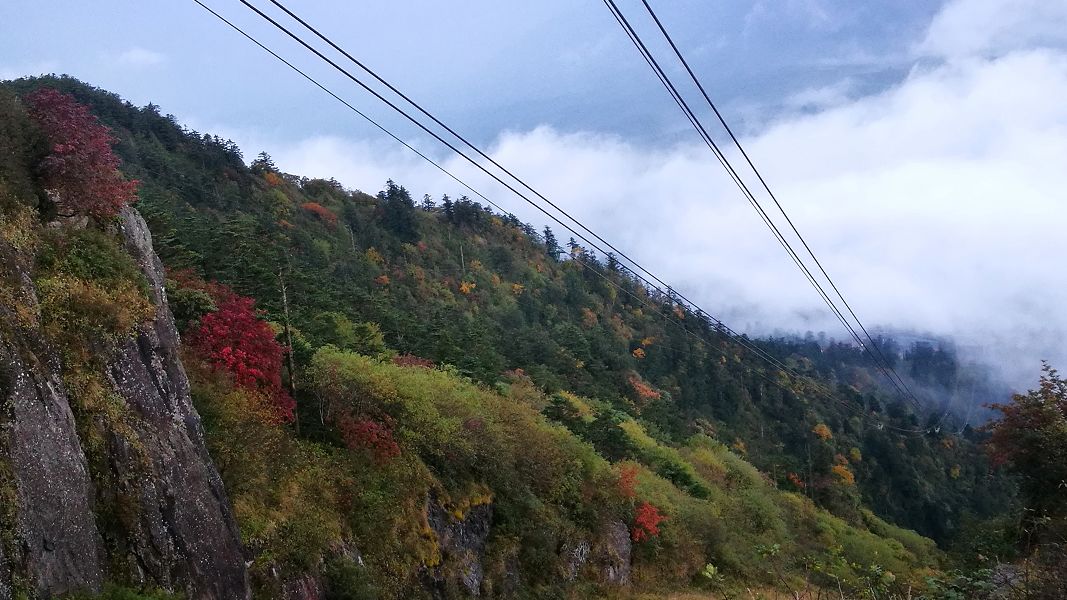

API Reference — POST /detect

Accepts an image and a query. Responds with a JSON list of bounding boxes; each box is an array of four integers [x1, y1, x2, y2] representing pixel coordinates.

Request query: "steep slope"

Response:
[[0, 88, 248, 598]]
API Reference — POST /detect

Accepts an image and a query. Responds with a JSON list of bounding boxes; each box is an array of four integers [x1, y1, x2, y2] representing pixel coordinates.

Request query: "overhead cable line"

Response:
[[233, 0, 807, 380], [635, 0, 918, 403], [188, 0, 791, 380], [191, 0, 928, 434], [602, 0, 913, 406], [601, 0, 917, 408], [256, 0, 804, 370], [245, 0, 896, 405]]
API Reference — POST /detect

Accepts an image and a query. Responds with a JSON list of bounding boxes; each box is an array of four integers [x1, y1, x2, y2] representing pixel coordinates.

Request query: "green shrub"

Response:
[[323, 557, 379, 600], [37, 227, 145, 286]]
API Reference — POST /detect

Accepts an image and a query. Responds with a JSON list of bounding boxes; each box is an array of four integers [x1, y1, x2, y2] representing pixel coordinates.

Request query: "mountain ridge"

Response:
[[0, 75, 1021, 599]]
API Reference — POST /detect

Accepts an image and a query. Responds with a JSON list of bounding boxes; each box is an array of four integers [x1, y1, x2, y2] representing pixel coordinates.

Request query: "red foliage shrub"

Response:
[[338, 414, 401, 463], [24, 88, 138, 219], [300, 201, 338, 226], [631, 501, 665, 542], [392, 353, 435, 369], [787, 472, 806, 490], [187, 286, 294, 422], [984, 364, 1067, 468]]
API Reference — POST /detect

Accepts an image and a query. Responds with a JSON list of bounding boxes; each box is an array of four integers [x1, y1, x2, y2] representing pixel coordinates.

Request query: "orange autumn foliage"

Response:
[[629, 374, 661, 401], [831, 464, 856, 485], [812, 423, 833, 441], [264, 171, 283, 187], [581, 307, 598, 328], [301, 201, 338, 226]]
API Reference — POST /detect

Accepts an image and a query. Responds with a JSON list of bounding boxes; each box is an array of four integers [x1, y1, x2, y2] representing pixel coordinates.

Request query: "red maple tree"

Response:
[[631, 501, 665, 542], [187, 287, 294, 422], [983, 363, 1067, 516], [24, 88, 139, 219]]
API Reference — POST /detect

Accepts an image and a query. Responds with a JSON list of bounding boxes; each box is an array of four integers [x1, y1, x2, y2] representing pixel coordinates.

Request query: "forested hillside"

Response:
[[2, 76, 1057, 599]]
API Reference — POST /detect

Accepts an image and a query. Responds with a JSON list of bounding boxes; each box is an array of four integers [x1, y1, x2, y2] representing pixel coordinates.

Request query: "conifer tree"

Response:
[[544, 226, 560, 260]]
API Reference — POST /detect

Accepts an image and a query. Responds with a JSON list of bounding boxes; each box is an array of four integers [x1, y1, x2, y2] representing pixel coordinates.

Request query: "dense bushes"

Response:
[[184, 339, 943, 596]]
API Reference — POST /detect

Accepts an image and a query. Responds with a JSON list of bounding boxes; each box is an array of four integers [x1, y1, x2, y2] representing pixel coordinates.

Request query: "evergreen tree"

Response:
[[251, 151, 276, 174], [378, 179, 418, 241], [442, 194, 454, 223], [606, 252, 620, 273], [543, 226, 560, 261]]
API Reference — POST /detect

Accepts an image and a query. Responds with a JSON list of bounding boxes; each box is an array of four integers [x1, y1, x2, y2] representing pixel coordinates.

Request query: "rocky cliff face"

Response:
[[100, 208, 249, 598], [0, 229, 104, 597], [426, 496, 494, 597], [0, 208, 249, 598]]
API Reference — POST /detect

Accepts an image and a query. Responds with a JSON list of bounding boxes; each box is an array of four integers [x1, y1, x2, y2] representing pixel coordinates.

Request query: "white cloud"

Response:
[[238, 1, 1067, 391], [917, 0, 1067, 59], [116, 48, 165, 68]]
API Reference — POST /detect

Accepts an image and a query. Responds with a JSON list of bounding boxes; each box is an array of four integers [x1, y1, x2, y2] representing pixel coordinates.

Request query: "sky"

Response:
[[2, 0, 1066, 390]]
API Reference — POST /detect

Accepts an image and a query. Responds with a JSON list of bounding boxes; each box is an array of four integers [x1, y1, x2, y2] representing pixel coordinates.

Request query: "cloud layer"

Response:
[[238, 0, 1067, 390]]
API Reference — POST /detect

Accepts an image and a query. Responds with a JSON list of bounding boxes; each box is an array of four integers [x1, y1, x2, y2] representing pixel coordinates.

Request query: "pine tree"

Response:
[[378, 179, 418, 241], [543, 226, 560, 261], [442, 194, 454, 223], [251, 151, 276, 174], [607, 252, 620, 273]]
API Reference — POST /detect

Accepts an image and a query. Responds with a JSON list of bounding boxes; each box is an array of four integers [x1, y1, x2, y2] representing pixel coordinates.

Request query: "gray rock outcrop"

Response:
[[595, 520, 631, 586], [426, 494, 493, 597], [96, 207, 248, 599], [0, 234, 104, 597], [0, 208, 250, 598]]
